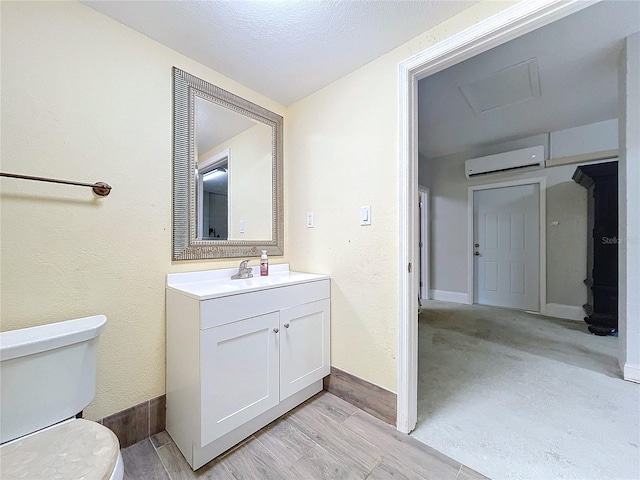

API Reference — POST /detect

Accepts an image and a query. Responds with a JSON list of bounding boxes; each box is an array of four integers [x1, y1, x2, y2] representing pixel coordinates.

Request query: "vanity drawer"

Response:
[[199, 279, 330, 330]]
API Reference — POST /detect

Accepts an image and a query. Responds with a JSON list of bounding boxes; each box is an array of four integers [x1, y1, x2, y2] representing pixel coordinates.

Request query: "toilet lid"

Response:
[[0, 419, 119, 480]]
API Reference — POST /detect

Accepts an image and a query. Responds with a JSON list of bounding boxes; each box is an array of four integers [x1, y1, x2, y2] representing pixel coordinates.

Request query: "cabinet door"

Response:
[[200, 312, 279, 446], [279, 299, 330, 401]]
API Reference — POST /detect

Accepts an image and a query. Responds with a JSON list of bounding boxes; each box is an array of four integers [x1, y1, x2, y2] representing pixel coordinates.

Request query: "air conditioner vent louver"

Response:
[[465, 146, 545, 179]]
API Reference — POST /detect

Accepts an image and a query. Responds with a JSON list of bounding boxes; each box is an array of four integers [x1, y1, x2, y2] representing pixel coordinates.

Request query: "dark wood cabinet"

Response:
[[573, 161, 618, 335]]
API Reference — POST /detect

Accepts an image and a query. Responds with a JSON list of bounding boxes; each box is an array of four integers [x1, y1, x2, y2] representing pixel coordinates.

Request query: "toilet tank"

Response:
[[0, 315, 107, 443]]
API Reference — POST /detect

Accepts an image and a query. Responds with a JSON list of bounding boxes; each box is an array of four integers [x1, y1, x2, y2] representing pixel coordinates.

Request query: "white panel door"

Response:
[[200, 312, 279, 446], [279, 299, 330, 400], [473, 184, 540, 311]]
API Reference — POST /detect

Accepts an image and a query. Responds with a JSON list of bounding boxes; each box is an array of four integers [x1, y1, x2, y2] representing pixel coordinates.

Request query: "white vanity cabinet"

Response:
[[165, 265, 330, 470], [199, 312, 280, 445]]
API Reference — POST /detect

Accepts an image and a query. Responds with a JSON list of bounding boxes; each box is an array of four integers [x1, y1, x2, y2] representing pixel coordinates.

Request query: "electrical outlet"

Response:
[[239, 220, 245, 233], [306, 212, 314, 228]]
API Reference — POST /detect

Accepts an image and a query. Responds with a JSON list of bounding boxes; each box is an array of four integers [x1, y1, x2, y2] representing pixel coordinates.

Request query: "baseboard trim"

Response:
[[429, 289, 470, 304], [323, 366, 397, 426], [99, 394, 166, 449], [545, 303, 585, 322], [623, 363, 640, 384]]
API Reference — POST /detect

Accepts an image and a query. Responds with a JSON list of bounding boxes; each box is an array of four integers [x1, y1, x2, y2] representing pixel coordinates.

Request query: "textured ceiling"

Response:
[[82, 0, 477, 106], [418, 0, 640, 160]]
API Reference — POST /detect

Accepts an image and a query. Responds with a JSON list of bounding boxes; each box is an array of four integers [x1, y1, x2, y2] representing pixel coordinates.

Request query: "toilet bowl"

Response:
[[0, 315, 124, 480]]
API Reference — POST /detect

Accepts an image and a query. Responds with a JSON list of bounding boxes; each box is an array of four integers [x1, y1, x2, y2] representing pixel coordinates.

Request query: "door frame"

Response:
[[418, 186, 430, 300], [397, 0, 596, 434], [468, 178, 547, 313]]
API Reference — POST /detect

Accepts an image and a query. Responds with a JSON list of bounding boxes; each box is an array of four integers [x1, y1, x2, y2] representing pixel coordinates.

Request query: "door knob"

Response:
[[474, 252, 480, 256], [273, 328, 279, 333], [474, 243, 479, 248]]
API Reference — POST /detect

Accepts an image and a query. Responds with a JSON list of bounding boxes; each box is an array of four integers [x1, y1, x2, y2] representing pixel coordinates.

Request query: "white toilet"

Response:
[[0, 315, 124, 480]]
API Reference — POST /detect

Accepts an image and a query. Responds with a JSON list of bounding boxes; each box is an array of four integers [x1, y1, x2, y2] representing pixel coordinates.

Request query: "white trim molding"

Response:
[[545, 303, 585, 322], [467, 177, 547, 313], [429, 290, 470, 305], [623, 363, 640, 384], [397, 0, 595, 434], [397, 58, 419, 434]]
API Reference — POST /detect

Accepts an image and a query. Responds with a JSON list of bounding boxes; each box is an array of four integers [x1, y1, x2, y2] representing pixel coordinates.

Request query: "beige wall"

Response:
[[1, 0, 514, 421], [285, 1, 514, 392], [0, 1, 286, 420]]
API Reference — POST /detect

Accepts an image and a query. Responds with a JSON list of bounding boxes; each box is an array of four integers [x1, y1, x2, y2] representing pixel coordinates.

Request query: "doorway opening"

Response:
[[398, 1, 638, 478], [397, 0, 595, 434]]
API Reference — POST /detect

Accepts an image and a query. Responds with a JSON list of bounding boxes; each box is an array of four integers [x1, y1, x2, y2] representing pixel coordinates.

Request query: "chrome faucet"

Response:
[[231, 260, 253, 280]]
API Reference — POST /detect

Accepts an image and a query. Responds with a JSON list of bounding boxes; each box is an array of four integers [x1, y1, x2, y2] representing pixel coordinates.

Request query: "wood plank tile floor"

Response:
[[122, 392, 489, 479]]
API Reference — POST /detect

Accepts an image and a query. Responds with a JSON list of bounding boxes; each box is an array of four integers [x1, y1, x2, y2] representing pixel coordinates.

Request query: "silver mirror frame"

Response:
[[172, 67, 284, 260]]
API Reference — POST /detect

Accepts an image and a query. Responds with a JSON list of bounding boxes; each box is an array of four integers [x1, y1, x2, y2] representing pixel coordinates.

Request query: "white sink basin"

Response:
[[167, 264, 328, 300]]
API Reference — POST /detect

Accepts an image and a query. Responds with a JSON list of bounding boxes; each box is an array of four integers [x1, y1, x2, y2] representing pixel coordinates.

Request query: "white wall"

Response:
[[0, 1, 286, 420], [420, 128, 618, 314], [618, 32, 640, 382]]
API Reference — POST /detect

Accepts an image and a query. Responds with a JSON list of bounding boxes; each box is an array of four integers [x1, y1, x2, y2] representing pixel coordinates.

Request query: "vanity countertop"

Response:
[[167, 264, 329, 301]]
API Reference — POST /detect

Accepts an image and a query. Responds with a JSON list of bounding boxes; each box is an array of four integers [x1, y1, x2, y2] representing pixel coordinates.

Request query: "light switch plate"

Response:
[[306, 212, 314, 228], [360, 206, 371, 226]]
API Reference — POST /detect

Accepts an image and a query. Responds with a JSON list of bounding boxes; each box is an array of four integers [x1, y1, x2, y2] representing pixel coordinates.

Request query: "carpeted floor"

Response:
[[411, 300, 640, 480]]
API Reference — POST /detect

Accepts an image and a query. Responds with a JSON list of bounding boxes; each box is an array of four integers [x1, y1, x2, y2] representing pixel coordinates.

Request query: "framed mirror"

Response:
[[172, 67, 283, 260]]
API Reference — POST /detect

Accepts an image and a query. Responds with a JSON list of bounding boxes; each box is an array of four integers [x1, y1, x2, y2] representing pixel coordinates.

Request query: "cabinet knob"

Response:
[[283, 323, 290, 329], [273, 328, 279, 333]]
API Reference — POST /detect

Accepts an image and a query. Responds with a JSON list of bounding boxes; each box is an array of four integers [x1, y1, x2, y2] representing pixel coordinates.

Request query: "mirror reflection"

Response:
[[195, 96, 273, 241], [172, 67, 283, 260], [198, 157, 228, 239]]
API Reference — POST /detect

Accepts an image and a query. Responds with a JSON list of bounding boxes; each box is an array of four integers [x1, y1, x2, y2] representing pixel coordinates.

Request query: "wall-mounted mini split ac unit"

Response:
[[464, 145, 545, 179]]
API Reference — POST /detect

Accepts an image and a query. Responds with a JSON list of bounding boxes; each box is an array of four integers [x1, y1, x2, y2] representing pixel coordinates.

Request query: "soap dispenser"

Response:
[[260, 250, 269, 276]]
